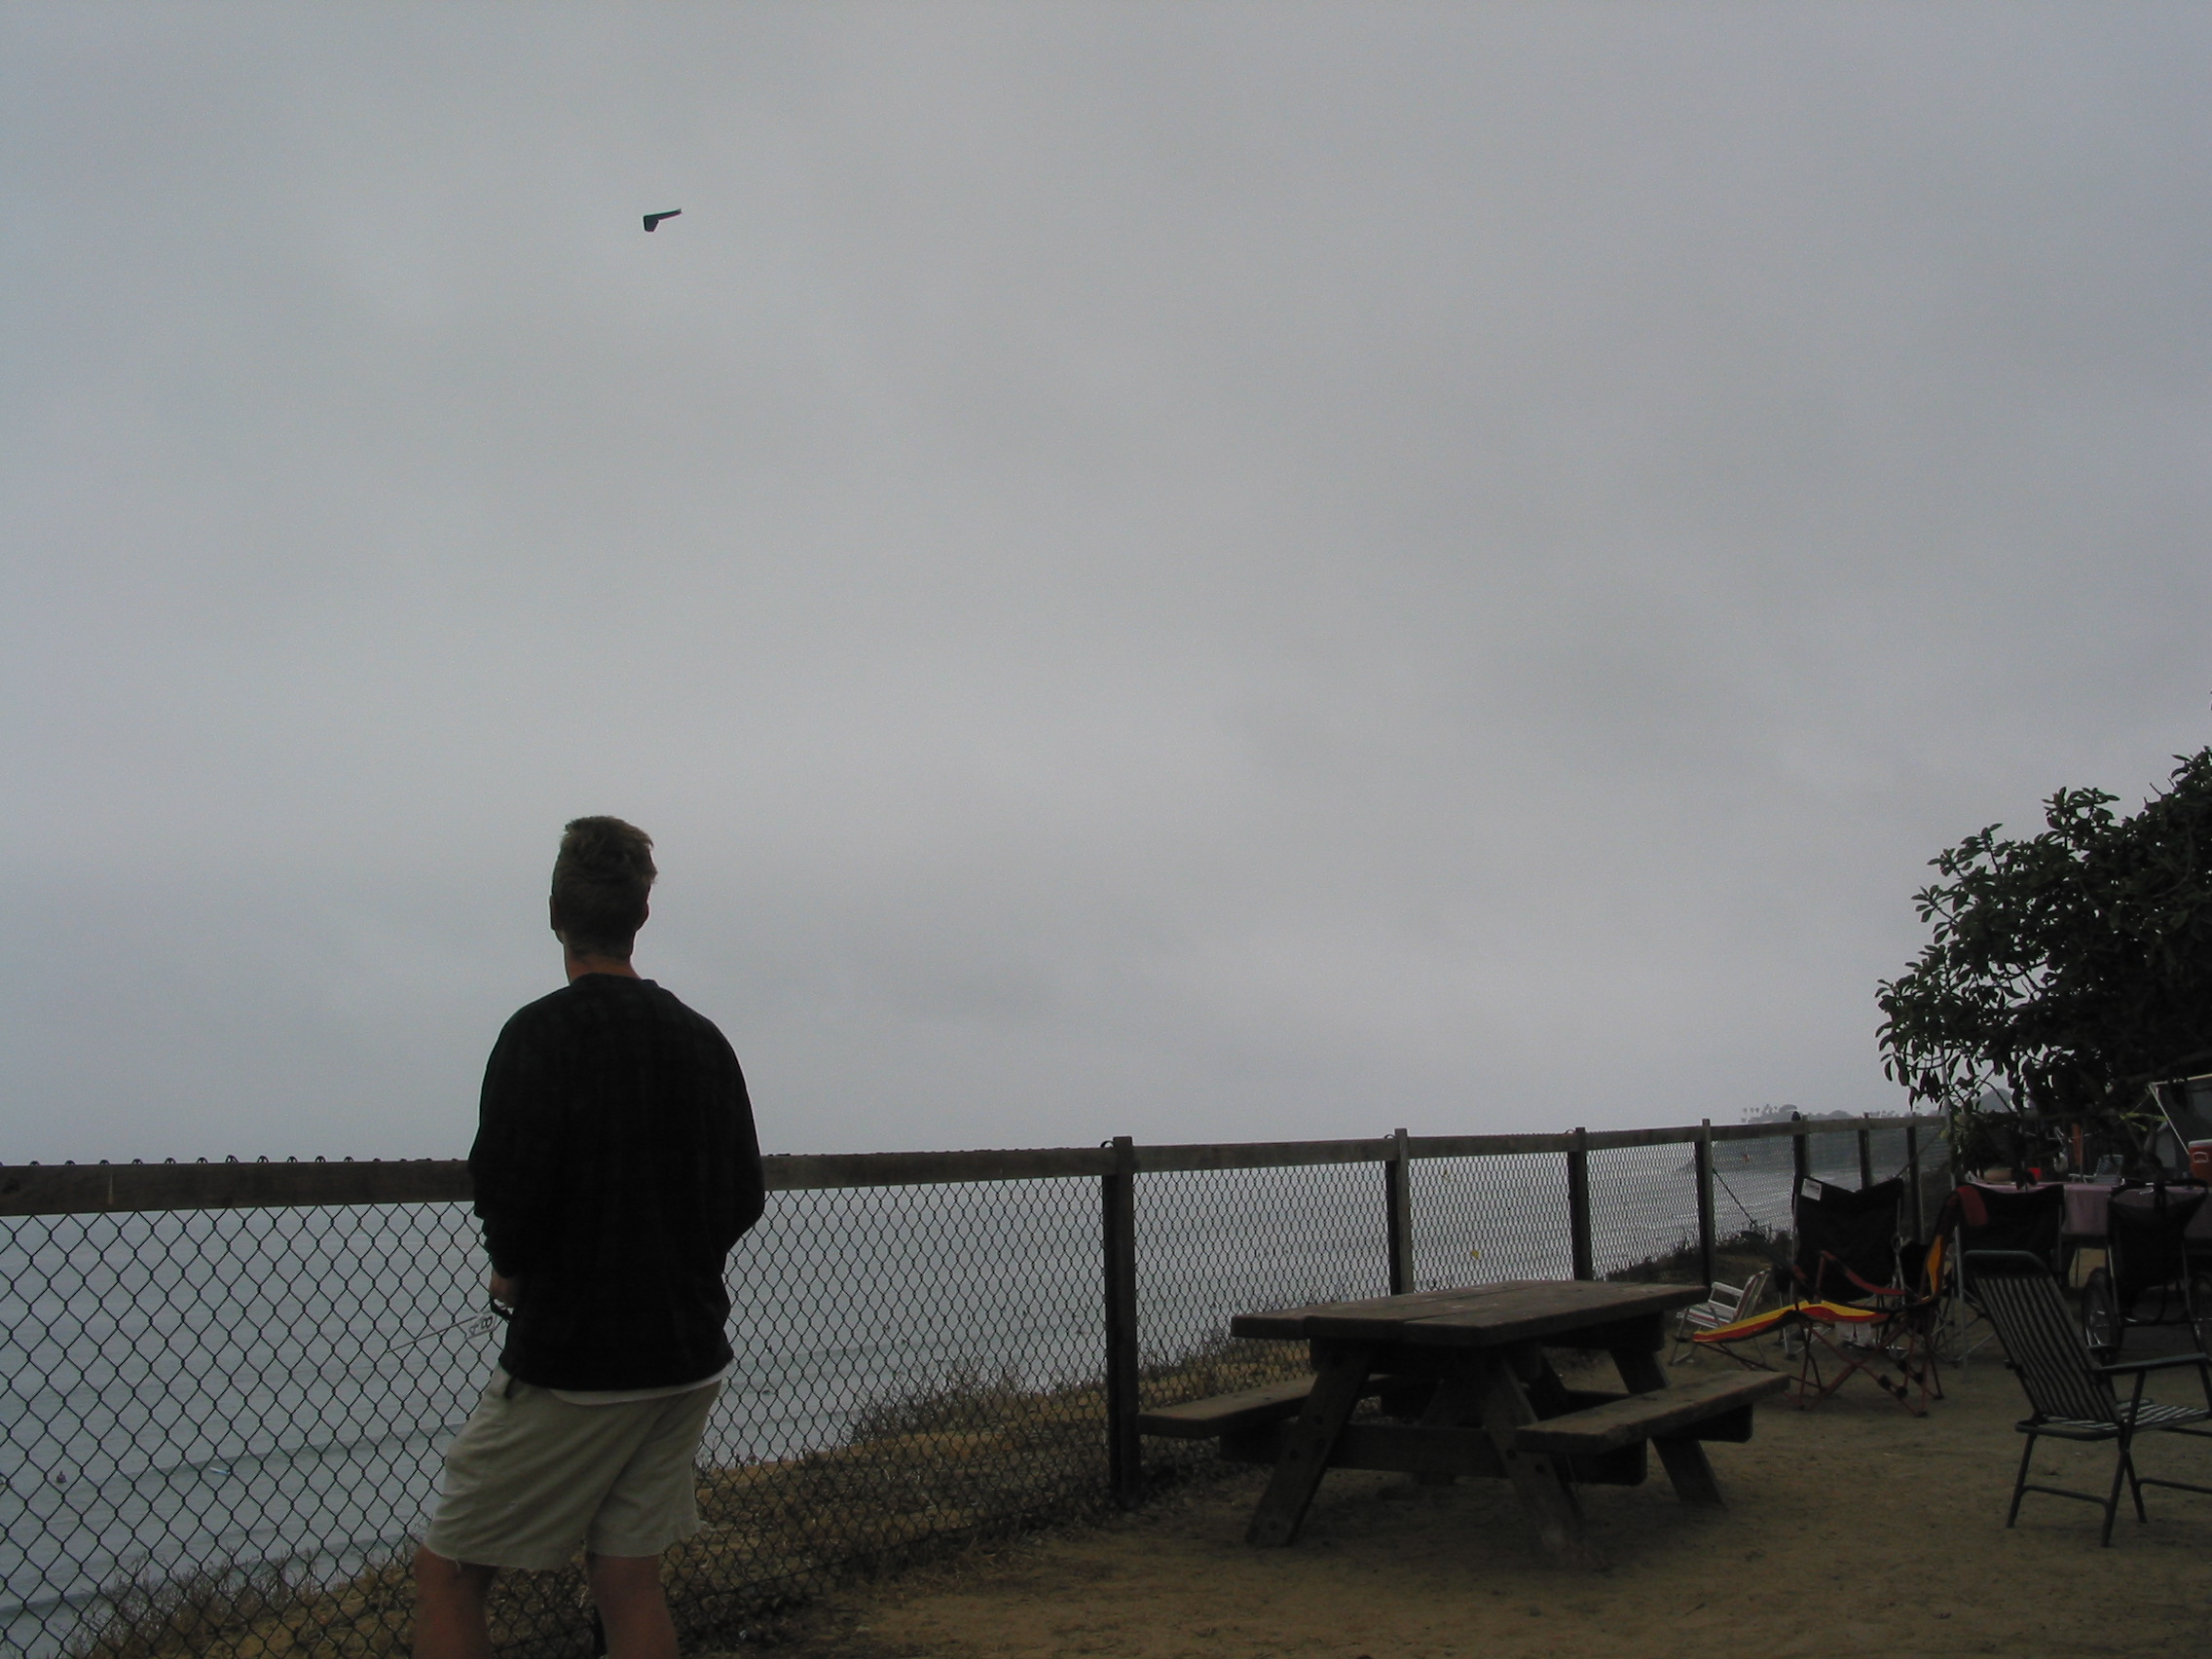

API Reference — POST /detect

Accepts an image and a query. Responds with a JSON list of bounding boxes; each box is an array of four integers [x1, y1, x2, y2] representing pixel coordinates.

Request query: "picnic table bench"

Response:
[[1141, 1281, 1786, 1563]]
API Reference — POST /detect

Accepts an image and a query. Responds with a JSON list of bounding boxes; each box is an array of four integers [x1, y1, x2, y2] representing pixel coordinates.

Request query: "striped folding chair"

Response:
[[1967, 1249, 2212, 1545]]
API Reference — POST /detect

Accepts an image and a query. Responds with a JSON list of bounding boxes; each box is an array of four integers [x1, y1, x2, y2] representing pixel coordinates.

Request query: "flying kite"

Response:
[[643, 209, 682, 232]]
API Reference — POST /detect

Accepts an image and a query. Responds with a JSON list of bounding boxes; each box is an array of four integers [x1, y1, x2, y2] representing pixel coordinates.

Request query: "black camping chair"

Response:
[[1793, 1177, 1905, 1303], [2083, 1184, 2212, 1359], [1785, 1177, 1939, 1413], [1957, 1182, 2066, 1267], [1966, 1250, 2212, 1545]]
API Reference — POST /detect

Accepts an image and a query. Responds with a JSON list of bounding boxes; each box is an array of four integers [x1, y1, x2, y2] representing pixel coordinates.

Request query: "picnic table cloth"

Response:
[[2063, 1181, 2212, 1241], [1972, 1180, 2212, 1242]]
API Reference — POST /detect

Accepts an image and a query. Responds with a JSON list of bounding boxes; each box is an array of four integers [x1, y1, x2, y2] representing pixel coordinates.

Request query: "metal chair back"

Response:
[[2108, 1185, 2207, 1307], [1966, 1249, 2117, 1425], [1957, 1182, 2065, 1269]]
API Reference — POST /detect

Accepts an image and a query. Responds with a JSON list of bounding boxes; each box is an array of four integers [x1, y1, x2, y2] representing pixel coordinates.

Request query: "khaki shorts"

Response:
[[423, 1371, 720, 1570]]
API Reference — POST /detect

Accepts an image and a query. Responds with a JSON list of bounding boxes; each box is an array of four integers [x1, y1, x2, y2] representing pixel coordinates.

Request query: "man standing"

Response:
[[416, 818, 765, 1659]]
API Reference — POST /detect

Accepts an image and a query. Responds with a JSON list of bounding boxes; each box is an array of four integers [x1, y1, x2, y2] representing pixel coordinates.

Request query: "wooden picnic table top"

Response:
[[1229, 1279, 1707, 1347]]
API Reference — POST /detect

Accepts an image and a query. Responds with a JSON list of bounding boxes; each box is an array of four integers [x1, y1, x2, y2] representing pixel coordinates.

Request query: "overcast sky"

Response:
[[4, 5, 2209, 1161]]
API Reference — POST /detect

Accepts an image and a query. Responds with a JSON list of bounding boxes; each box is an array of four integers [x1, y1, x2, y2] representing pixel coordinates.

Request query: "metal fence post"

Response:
[[1905, 1119, 1924, 1241], [1384, 1126, 1415, 1294], [1857, 1127, 1875, 1191], [1695, 1119, 1716, 1291], [1101, 1134, 1141, 1508], [1567, 1126, 1594, 1280], [1790, 1111, 1809, 1190]]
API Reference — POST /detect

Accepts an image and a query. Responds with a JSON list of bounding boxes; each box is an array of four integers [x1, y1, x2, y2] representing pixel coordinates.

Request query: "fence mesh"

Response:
[[3, 1124, 1929, 1657], [682, 1179, 1111, 1643], [1708, 1140, 1792, 1240], [1134, 1162, 1387, 1381], [1, 1181, 1123, 1659], [1586, 1145, 1700, 1279], [1130, 1162, 1387, 1477], [1, 1201, 485, 1659], [1407, 1154, 1572, 1291]]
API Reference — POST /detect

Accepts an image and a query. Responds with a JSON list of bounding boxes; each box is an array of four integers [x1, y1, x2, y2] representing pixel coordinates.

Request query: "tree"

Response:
[[1876, 746, 2212, 1161]]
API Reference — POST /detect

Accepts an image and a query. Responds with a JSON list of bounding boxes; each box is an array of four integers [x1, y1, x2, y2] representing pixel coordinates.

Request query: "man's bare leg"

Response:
[[413, 1547, 497, 1659], [586, 1553, 678, 1659]]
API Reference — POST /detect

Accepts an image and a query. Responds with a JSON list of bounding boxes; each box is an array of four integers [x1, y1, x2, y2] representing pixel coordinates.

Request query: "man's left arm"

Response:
[[469, 1020, 562, 1294]]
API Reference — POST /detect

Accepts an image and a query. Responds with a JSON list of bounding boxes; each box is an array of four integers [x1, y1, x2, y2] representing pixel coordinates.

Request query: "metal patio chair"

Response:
[[1966, 1249, 2212, 1545], [2082, 1183, 2212, 1359]]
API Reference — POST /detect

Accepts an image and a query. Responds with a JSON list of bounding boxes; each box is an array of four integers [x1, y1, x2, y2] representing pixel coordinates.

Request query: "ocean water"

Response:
[[0, 1139, 1888, 1656]]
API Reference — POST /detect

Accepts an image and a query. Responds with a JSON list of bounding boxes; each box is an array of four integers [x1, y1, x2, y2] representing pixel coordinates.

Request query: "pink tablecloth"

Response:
[[2051, 1181, 2212, 1242]]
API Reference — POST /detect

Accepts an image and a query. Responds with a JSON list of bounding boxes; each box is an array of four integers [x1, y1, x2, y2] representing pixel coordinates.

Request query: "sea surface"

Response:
[[0, 1136, 1887, 1656]]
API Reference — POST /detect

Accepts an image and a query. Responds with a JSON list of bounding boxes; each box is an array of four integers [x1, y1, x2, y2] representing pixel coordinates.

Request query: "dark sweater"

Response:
[[468, 974, 765, 1390]]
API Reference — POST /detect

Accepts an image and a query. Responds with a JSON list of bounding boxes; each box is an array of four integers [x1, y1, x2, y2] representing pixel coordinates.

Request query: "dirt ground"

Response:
[[733, 1347, 2212, 1659]]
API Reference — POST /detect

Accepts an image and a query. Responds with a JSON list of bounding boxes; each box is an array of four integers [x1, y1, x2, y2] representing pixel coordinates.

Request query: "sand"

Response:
[[741, 1348, 2212, 1659]]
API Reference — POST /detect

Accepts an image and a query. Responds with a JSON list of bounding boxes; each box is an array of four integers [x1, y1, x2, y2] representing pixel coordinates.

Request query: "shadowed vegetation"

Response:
[[64, 1339, 1305, 1659]]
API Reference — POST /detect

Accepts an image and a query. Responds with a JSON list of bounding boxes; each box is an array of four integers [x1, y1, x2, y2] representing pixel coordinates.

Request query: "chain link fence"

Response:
[[1407, 1154, 1571, 1291], [1, 1116, 1928, 1658], [1586, 1144, 1700, 1280], [2, 1199, 489, 1659], [1130, 1161, 1388, 1482]]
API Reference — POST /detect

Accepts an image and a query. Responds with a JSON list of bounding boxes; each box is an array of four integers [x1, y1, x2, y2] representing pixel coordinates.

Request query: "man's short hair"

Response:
[[551, 817, 657, 958]]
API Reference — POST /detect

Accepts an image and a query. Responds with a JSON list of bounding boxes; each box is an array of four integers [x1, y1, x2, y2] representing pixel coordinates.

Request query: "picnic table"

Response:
[[1143, 1281, 1785, 1565]]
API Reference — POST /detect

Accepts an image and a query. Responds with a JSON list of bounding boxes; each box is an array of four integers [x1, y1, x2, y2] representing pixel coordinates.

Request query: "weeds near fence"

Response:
[[62, 1338, 1304, 1659], [70, 1566, 316, 1659], [1603, 1224, 1788, 1290]]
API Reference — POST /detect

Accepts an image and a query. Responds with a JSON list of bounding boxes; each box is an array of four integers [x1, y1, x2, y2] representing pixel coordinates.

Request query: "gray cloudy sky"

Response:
[[4, 5, 2209, 1161]]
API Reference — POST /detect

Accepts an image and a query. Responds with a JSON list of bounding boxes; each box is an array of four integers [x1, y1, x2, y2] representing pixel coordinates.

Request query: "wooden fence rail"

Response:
[[0, 1112, 1920, 1216]]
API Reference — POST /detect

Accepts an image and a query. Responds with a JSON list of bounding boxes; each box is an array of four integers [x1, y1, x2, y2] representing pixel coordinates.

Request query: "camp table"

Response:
[[1217, 1280, 1786, 1564]]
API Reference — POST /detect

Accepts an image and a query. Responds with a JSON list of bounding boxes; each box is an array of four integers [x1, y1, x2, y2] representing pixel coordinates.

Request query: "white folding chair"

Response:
[[1670, 1267, 1771, 1364]]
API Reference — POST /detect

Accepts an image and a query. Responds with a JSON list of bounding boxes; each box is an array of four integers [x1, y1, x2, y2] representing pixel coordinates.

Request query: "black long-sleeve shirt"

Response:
[[468, 973, 765, 1390]]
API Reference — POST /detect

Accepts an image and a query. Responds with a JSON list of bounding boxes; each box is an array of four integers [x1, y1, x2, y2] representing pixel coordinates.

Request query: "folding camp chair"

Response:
[[1794, 1177, 1902, 1301], [1782, 1177, 1940, 1414], [1669, 1267, 1771, 1364], [1966, 1250, 2212, 1545], [2082, 1184, 2212, 1359]]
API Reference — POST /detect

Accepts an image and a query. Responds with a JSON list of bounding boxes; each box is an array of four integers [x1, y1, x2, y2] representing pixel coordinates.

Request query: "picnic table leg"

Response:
[[1469, 1346, 1592, 1566], [1612, 1346, 1725, 1507], [1245, 1341, 1374, 1546], [1410, 1346, 1564, 1490], [1409, 1359, 1480, 1485]]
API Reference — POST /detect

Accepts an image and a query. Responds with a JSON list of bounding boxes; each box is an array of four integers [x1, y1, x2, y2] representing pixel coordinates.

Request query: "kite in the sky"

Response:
[[643, 209, 682, 232]]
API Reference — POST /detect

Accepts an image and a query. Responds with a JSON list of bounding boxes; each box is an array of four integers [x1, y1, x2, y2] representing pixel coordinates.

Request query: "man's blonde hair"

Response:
[[551, 817, 656, 957]]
